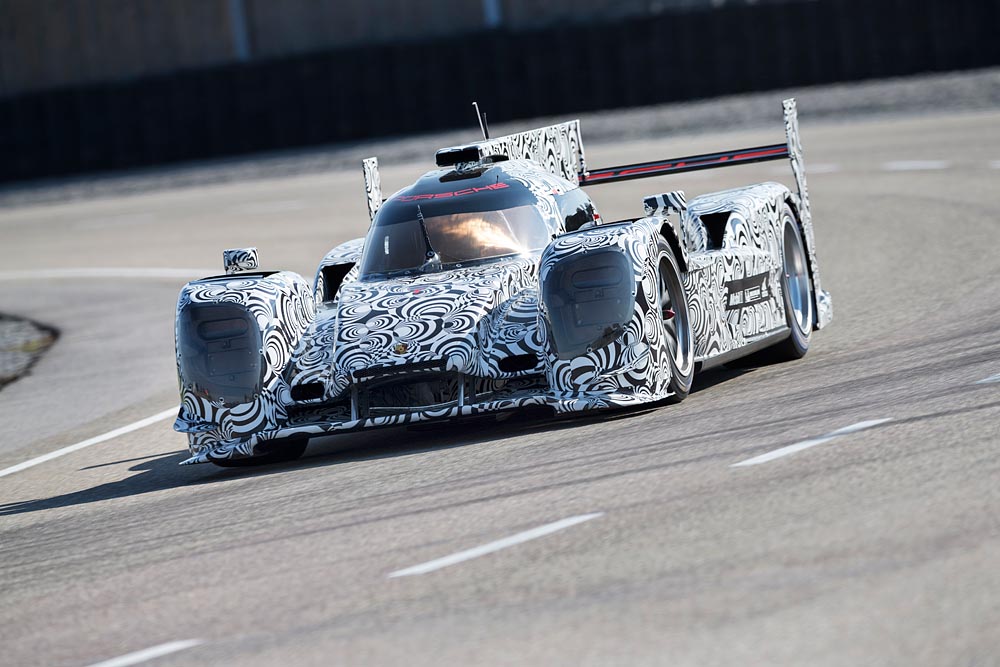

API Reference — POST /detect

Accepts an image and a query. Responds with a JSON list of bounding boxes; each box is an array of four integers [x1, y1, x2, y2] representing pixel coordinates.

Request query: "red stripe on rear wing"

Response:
[[579, 143, 789, 186]]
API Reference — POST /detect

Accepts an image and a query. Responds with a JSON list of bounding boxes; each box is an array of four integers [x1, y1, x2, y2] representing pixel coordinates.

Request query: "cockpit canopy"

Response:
[[359, 166, 558, 281]]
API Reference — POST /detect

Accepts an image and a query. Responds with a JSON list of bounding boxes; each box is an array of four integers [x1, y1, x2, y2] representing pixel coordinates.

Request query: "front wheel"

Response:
[[208, 436, 309, 468], [657, 246, 695, 403]]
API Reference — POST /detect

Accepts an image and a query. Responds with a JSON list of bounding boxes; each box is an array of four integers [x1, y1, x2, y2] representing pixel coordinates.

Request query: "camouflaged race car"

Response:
[[173, 98, 831, 467]]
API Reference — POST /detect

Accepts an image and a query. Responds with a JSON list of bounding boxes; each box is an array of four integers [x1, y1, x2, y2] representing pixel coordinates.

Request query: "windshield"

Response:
[[360, 203, 553, 280]]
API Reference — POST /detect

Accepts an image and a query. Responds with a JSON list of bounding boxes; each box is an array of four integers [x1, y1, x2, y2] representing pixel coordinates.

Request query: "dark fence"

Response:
[[2, 0, 998, 184]]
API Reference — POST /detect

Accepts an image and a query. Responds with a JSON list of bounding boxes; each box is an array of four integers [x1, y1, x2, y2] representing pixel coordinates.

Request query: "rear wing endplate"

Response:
[[363, 157, 382, 222]]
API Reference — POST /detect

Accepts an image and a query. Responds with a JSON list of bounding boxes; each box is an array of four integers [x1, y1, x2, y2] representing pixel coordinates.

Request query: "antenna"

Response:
[[472, 101, 490, 140]]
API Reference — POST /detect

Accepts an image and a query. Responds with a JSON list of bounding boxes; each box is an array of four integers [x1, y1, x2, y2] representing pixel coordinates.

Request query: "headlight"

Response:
[[541, 248, 635, 359], [177, 303, 263, 406]]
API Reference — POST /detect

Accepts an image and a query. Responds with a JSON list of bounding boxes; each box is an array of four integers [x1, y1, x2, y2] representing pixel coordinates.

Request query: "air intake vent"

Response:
[[700, 212, 730, 250], [435, 145, 481, 167], [498, 354, 539, 373], [290, 383, 324, 402], [321, 263, 354, 302]]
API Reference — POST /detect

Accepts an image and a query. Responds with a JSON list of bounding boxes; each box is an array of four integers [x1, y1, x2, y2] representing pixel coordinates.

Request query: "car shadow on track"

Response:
[[242, 402, 673, 471], [0, 404, 666, 516], [0, 365, 829, 518], [690, 365, 755, 394], [0, 450, 197, 516]]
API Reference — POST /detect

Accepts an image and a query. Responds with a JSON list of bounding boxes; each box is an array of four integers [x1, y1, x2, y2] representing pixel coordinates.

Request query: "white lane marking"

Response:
[[881, 160, 950, 171], [0, 408, 177, 479], [977, 372, 1000, 384], [83, 639, 204, 667], [230, 199, 305, 214], [388, 513, 603, 578], [0, 268, 216, 281], [731, 419, 893, 468]]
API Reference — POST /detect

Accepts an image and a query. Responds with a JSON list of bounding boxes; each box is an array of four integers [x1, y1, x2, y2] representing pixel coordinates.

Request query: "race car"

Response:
[[174, 98, 832, 467]]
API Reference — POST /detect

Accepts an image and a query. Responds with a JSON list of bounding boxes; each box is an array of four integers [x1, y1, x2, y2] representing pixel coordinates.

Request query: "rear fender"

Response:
[[784, 194, 832, 330]]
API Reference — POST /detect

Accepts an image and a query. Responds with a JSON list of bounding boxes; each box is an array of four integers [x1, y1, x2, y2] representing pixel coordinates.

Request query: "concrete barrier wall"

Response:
[[0, 0, 238, 97], [2, 0, 998, 183], [1, 0, 757, 97]]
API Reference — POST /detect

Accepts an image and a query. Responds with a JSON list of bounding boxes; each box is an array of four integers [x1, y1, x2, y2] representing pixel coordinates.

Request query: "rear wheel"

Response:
[[657, 246, 694, 403], [770, 207, 813, 360], [208, 436, 309, 468]]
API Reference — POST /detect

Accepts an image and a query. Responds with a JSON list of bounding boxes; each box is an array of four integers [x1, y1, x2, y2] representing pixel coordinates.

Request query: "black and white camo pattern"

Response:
[[478, 287, 545, 376], [363, 157, 382, 221], [643, 190, 700, 267], [181, 217, 678, 465], [438, 120, 586, 185], [174, 271, 314, 458], [539, 218, 675, 405], [222, 247, 259, 274], [643, 191, 689, 217], [682, 183, 789, 360], [177, 109, 831, 464], [331, 256, 541, 391]]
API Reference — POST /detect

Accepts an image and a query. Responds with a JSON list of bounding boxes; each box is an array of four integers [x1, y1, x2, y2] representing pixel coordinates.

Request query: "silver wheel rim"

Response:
[[659, 257, 693, 376], [783, 218, 812, 336]]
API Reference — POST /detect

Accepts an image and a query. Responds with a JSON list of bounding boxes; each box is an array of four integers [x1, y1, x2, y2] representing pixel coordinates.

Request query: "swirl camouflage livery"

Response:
[[174, 99, 831, 466]]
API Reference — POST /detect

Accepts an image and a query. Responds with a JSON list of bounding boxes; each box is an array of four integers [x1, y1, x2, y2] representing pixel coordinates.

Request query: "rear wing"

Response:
[[580, 98, 811, 226], [362, 98, 809, 223], [579, 144, 789, 185]]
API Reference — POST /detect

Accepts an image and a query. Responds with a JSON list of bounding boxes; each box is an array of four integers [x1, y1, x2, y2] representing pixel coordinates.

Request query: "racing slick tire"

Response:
[[208, 436, 309, 468], [657, 244, 695, 403], [725, 206, 813, 369], [769, 205, 813, 361]]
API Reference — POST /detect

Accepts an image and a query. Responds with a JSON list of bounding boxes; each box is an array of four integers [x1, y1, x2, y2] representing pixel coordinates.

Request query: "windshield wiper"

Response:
[[416, 205, 441, 272]]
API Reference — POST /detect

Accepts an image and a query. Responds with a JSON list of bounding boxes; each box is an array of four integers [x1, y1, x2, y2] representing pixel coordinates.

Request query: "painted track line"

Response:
[[0, 268, 215, 281], [389, 513, 603, 578], [0, 408, 177, 479], [881, 160, 950, 171], [977, 372, 1000, 384], [732, 419, 893, 468], [83, 639, 204, 667]]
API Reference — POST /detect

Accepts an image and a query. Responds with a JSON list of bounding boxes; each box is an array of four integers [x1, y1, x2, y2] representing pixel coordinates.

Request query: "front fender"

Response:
[[539, 221, 673, 400], [174, 270, 314, 454]]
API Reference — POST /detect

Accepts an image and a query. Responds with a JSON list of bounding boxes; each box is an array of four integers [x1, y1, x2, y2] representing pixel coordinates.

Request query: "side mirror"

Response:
[[223, 247, 259, 275]]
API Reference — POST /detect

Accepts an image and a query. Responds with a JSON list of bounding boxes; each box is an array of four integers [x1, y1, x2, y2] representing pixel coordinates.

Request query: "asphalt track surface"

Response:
[[1, 109, 999, 666]]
